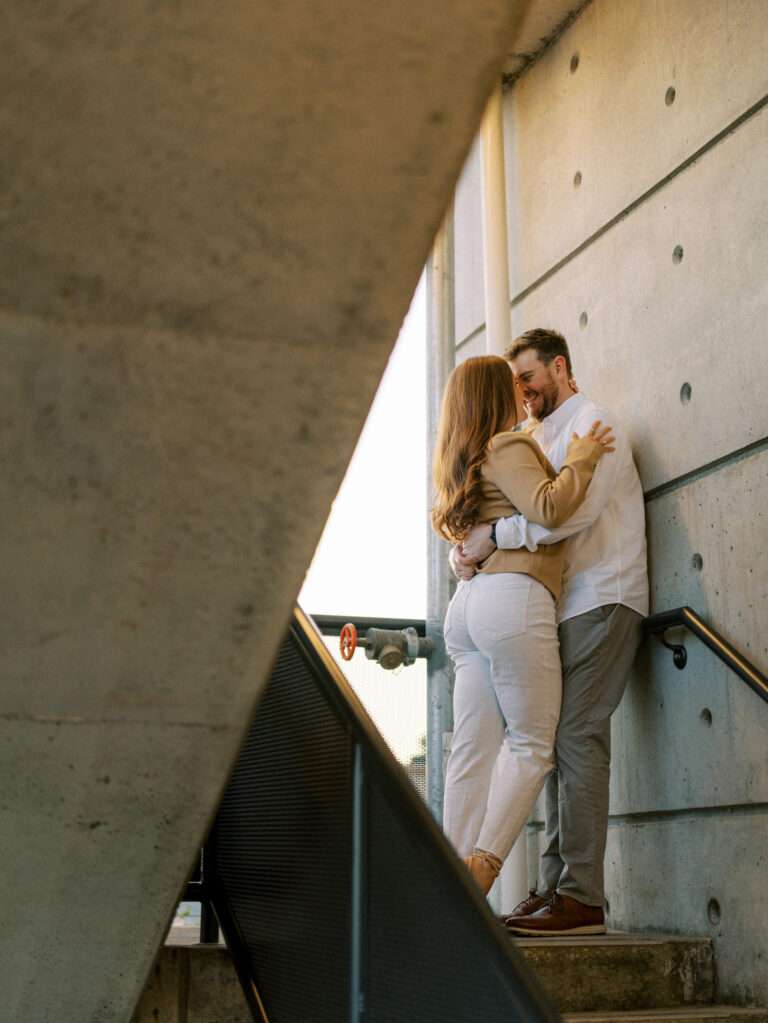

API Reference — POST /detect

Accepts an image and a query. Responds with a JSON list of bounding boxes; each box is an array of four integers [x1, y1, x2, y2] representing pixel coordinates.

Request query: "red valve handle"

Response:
[[340, 623, 357, 661]]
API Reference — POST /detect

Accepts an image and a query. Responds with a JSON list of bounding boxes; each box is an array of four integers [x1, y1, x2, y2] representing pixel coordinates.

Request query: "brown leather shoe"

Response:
[[499, 889, 553, 923], [504, 892, 606, 936]]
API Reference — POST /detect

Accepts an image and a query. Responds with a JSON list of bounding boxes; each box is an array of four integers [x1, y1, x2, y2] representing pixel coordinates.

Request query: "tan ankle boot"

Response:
[[463, 848, 503, 895]]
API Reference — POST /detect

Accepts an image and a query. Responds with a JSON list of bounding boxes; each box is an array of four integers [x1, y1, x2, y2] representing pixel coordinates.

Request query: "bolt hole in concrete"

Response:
[[691, 552, 703, 571], [665, 85, 676, 106], [579, 311, 588, 329], [570, 52, 580, 73], [680, 381, 692, 404], [672, 244, 684, 264], [573, 170, 582, 188], [700, 708, 713, 727], [708, 898, 721, 926]]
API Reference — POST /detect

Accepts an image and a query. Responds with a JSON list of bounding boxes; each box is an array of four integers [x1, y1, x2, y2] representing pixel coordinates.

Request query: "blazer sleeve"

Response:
[[484, 432, 605, 528]]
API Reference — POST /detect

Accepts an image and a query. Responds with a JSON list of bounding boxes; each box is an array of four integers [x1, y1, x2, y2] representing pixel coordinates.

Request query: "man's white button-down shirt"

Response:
[[495, 392, 649, 624]]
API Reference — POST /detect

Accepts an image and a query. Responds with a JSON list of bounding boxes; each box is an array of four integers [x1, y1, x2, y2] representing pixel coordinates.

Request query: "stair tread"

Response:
[[515, 931, 711, 948], [565, 1009, 768, 1021]]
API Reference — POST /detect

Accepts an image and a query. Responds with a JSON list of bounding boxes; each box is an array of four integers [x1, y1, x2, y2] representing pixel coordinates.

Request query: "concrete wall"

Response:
[[450, 0, 768, 1005]]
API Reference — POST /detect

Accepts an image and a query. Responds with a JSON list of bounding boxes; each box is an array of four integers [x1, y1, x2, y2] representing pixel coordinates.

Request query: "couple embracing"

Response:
[[431, 328, 648, 936]]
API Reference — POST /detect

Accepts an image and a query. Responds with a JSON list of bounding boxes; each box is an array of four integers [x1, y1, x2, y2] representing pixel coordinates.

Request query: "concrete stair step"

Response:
[[565, 1009, 768, 1023], [139, 938, 768, 1022], [515, 933, 715, 1014]]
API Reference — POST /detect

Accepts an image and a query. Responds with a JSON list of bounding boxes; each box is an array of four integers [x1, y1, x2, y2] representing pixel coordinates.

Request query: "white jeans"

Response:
[[443, 572, 562, 863]]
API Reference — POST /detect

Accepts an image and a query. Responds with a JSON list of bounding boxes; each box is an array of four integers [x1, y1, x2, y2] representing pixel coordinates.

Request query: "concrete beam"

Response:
[[0, 2, 525, 1019]]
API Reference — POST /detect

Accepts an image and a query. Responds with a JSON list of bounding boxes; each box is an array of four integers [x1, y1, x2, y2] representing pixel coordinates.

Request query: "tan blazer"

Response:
[[477, 431, 604, 600]]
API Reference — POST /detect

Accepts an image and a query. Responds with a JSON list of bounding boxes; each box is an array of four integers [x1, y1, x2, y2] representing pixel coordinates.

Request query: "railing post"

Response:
[[199, 900, 219, 944], [350, 742, 367, 1023], [199, 836, 220, 943]]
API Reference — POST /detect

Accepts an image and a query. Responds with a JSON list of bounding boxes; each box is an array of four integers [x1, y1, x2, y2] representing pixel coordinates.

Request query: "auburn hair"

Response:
[[431, 355, 517, 543]]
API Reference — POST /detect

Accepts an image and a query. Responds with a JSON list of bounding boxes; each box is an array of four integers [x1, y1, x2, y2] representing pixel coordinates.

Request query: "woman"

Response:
[[431, 355, 613, 895]]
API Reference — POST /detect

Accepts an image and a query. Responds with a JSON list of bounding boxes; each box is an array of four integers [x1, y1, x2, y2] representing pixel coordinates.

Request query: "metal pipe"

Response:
[[480, 80, 528, 911], [426, 211, 456, 822], [480, 82, 512, 356], [310, 614, 427, 637]]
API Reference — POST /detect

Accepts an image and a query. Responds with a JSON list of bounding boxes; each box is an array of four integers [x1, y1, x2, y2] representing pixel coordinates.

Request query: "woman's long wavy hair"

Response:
[[431, 355, 518, 543]]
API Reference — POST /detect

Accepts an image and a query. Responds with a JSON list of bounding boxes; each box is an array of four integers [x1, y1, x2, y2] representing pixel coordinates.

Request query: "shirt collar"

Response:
[[539, 392, 588, 433]]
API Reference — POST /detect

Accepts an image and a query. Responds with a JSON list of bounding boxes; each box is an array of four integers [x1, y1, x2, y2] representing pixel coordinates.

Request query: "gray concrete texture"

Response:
[[453, 135, 487, 344], [503, 0, 768, 297], [519, 935, 714, 1015], [135, 934, 719, 1021], [133, 946, 250, 1023], [612, 453, 768, 814], [448, 0, 768, 1006], [511, 102, 768, 491], [452, 0, 768, 345], [605, 814, 768, 1011], [0, 2, 529, 1020], [502, 0, 585, 80]]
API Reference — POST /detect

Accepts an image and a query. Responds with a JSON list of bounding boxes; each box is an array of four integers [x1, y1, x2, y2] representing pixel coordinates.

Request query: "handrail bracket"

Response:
[[657, 632, 688, 671]]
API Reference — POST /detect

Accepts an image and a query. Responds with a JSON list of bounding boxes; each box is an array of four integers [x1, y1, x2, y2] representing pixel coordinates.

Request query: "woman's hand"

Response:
[[573, 420, 615, 452]]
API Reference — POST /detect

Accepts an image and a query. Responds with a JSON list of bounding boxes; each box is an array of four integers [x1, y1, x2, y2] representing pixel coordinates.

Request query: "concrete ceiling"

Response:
[[503, 0, 587, 80], [0, 1, 578, 1019]]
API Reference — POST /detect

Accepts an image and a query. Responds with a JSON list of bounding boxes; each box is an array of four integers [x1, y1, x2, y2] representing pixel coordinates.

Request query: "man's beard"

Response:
[[528, 379, 559, 419]]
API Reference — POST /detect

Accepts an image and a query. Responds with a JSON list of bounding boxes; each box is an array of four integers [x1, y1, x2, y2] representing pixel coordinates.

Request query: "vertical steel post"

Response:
[[349, 742, 366, 1023], [426, 212, 456, 822], [480, 81, 528, 910], [199, 837, 221, 943], [199, 901, 220, 944]]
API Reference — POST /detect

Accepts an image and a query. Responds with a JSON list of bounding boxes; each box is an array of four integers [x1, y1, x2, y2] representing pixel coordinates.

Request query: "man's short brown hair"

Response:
[[504, 328, 573, 377]]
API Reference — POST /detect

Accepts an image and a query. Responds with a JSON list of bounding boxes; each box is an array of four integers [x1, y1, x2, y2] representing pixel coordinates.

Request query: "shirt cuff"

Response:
[[494, 514, 539, 553]]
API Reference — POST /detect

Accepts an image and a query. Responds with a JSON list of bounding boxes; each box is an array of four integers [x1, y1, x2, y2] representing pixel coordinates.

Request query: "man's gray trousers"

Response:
[[539, 603, 644, 907]]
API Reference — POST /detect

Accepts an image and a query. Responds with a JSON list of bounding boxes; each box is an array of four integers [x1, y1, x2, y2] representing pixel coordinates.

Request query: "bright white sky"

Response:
[[300, 278, 427, 620]]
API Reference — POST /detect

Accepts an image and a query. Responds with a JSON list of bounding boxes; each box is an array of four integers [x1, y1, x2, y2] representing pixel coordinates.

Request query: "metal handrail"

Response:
[[645, 606, 768, 705]]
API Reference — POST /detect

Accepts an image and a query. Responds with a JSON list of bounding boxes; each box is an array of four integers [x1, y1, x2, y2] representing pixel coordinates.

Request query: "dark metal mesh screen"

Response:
[[214, 634, 353, 1023], [210, 616, 555, 1023], [366, 777, 544, 1022]]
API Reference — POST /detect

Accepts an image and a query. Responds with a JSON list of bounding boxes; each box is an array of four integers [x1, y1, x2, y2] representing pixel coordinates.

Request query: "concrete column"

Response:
[[480, 83, 513, 355]]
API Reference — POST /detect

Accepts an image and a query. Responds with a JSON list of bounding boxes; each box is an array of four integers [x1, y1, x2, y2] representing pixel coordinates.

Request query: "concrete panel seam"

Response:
[[509, 91, 768, 311], [456, 322, 486, 351], [502, 0, 593, 91], [528, 803, 768, 830], [607, 803, 768, 827], [644, 435, 768, 503]]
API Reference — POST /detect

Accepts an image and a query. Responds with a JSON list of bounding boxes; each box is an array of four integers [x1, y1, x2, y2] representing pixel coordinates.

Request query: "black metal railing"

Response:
[[645, 606, 768, 705], [185, 607, 557, 1023]]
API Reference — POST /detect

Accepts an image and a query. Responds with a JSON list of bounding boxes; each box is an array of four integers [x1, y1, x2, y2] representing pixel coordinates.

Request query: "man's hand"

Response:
[[461, 522, 496, 564], [449, 545, 478, 581]]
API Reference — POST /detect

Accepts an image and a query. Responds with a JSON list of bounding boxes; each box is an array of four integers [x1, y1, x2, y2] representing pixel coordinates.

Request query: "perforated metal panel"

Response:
[[366, 775, 547, 1022], [214, 635, 353, 1022], [209, 613, 558, 1023]]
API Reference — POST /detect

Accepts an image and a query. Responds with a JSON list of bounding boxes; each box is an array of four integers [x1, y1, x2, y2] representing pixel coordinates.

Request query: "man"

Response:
[[453, 328, 648, 936]]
